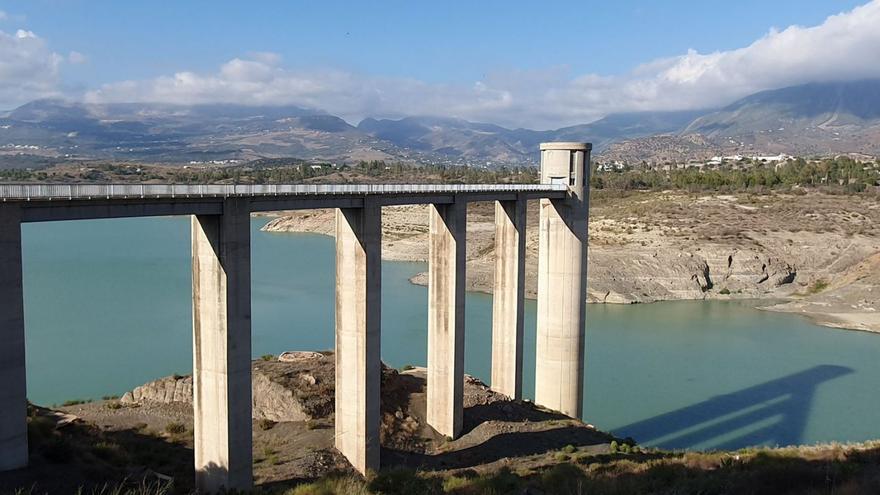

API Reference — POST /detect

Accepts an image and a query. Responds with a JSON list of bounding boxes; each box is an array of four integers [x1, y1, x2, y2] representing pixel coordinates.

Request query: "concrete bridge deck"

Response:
[[0, 142, 591, 493], [0, 183, 567, 222]]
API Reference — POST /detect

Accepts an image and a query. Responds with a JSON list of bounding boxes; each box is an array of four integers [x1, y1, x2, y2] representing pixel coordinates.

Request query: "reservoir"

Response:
[[21, 216, 880, 451]]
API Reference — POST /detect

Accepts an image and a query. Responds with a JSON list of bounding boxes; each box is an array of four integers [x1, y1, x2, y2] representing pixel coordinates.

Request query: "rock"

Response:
[[279, 351, 325, 363], [120, 375, 192, 405], [120, 354, 332, 422]]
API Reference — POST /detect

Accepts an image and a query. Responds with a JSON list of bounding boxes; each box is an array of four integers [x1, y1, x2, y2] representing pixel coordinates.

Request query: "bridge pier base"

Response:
[[0, 206, 27, 472], [191, 199, 253, 493], [490, 197, 526, 400], [334, 200, 381, 474], [427, 201, 466, 439], [535, 143, 591, 419]]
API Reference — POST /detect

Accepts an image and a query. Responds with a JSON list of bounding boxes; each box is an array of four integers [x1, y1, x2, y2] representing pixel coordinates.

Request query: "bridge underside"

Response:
[[0, 153, 589, 493]]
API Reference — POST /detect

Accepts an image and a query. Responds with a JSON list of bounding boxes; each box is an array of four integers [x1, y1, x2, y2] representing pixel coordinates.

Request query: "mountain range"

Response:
[[2, 79, 880, 168]]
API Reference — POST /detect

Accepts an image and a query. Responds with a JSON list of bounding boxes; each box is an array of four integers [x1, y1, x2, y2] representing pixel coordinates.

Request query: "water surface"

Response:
[[21, 217, 880, 450]]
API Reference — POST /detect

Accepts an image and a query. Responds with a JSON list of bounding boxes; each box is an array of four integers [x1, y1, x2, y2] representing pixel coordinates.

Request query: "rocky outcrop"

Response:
[[121, 352, 335, 422], [121, 375, 192, 405]]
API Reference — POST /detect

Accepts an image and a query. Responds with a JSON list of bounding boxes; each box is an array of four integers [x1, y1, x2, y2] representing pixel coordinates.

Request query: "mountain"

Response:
[[0, 99, 378, 164], [682, 79, 880, 156], [354, 110, 702, 165], [0, 99, 695, 167], [552, 110, 708, 150], [599, 80, 880, 163], [3, 80, 880, 168]]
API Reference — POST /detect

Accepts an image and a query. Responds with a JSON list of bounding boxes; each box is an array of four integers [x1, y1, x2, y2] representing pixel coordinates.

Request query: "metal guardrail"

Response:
[[0, 183, 567, 201]]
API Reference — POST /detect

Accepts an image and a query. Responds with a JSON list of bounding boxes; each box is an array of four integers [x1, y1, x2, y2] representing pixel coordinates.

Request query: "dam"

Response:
[[0, 142, 591, 492]]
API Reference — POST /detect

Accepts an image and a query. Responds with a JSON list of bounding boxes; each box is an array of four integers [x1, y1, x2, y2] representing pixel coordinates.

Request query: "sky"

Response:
[[1, 0, 879, 128]]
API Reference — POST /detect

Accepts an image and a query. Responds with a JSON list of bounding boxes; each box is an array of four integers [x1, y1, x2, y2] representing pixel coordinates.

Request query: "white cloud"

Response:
[[0, 28, 64, 107], [76, 0, 880, 128], [68, 50, 87, 64]]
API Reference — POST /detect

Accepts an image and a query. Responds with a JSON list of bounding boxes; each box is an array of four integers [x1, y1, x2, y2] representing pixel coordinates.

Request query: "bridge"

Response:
[[0, 142, 591, 492]]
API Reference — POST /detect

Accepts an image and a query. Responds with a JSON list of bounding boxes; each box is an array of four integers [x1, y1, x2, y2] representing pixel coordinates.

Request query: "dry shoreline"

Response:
[[260, 191, 880, 333]]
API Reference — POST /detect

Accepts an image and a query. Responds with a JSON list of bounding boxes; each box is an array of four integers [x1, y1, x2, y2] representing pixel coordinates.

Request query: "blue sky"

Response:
[[1, 1, 879, 128]]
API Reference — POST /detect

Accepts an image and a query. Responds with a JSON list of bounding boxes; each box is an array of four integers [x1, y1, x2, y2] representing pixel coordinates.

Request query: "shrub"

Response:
[[164, 422, 186, 435], [91, 441, 127, 465], [563, 444, 577, 454], [41, 436, 75, 463], [261, 354, 275, 362], [610, 440, 619, 454], [287, 476, 369, 495], [27, 416, 56, 443], [258, 418, 277, 430], [443, 468, 520, 494], [61, 399, 90, 407], [368, 468, 439, 495], [555, 452, 570, 462], [807, 279, 829, 294], [719, 287, 731, 295], [105, 401, 124, 410], [540, 464, 586, 494]]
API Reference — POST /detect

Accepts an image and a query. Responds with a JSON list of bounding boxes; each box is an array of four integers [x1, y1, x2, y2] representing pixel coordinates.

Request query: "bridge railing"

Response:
[[0, 183, 567, 201]]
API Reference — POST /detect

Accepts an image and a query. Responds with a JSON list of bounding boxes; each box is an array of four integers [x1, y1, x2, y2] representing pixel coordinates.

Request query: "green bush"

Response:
[[719, 287, 731, 295], [368, 468, 439, 495], [27, 416, 56, 443], [91, 441, 127, 465], [540, 464, 587, 494], [610, 440, 619, 454], [164, 422, 186, 435], [563, 444, 577, 454], [443, 468, 520, 494], [807, 279, 829, 294], [261, 354, 275, 362], [287, 476, 369, 495], [258, 418, 277, 431]]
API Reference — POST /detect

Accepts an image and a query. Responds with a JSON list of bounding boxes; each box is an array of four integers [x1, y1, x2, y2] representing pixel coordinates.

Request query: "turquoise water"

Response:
[[20, 217, 880, 450]]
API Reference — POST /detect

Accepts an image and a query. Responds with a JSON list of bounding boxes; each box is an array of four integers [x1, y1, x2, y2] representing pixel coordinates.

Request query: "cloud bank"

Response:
[[0, 28, 64, 106], [6, 1, 880, 128]]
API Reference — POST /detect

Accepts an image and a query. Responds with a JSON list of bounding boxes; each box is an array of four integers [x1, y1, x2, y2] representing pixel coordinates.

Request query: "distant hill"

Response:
[[3, 80, 880, 168], [0, 99, 696, 166], [600, 80, 880, 163]]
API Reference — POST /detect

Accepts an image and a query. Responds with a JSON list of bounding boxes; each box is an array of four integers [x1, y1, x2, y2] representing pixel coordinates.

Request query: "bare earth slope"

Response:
[[262, 191, 880, 332]]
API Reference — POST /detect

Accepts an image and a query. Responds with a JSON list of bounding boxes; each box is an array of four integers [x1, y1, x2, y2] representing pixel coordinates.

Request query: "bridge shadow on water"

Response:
[[615, 364, 854, 451]]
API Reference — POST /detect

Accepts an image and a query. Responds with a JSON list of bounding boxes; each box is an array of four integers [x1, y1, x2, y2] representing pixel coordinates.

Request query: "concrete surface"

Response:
[[490, 198, 527, 400], [191, 198, 254, 492], [427, 200, 467, 438], [535, 143, 591, 419], [334, 200, 382, 474]]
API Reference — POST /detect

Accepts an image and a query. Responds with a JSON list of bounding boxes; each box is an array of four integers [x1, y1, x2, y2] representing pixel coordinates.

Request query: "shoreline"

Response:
[[262, 222, 880, 334], [258, 191, 880, 334]]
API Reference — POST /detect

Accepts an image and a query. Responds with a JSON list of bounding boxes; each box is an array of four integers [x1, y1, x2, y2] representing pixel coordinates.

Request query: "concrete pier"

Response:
[[535, 142, 591, 418], [0, 178, 583, 489], [490, 197, 526, 399], [191, 198, 253, 492], [334, 200, 382, 474], [427, 200, 466, 438], [0, 206, 27, 472]]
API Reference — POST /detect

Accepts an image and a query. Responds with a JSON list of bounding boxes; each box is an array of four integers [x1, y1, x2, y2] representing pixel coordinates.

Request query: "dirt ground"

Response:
[[1, 355, 613, 494]]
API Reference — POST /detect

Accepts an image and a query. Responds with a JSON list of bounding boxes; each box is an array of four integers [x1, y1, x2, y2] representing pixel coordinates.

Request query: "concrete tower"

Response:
[[535, 142, 591, 418]]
